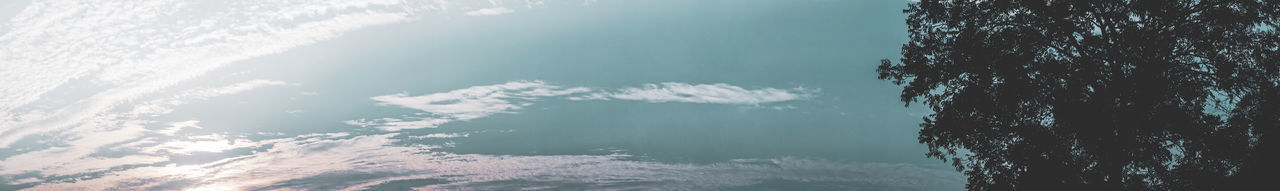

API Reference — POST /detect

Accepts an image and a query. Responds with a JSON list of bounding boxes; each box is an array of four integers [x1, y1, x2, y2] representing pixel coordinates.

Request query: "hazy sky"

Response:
[[0, 0, 957, 190]]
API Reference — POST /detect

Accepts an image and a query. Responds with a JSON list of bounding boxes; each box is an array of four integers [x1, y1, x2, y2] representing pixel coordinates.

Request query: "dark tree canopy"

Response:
[[876, 0, 1279, 190]]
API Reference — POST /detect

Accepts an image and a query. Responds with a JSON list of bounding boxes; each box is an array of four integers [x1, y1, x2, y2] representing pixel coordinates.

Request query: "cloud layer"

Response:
[[348, 81, 590, 131], [0, 0, 430, 149], [466, 7, 516, 16], [351, 81, 816, 131], [0, 0, 548, 188], [0, 1, 959, 190], [0, 0, 552, 149], [0, 78, 951, 190], [581, 82, 816, 104], [26, 133, 963, 191]]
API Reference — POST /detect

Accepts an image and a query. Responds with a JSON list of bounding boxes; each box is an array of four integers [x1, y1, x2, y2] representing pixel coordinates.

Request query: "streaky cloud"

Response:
[[0, 80, 288, 176], [410, 132, 470, 138], [579, 82, 817, 105], [0, 0, 551, 150], [371, 81, 590, 121], [352, 81, 815, 131], [359, 80, 590, 131], [0, 0, 551, 182], [26, 132, 963, 191], [465, 7, 515, 16], [0, 0, 431, 148]]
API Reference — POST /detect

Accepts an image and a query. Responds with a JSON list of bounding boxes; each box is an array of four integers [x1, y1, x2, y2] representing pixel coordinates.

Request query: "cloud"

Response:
[[0, 79, 288, 177], [157, 120, 203, 136], [0, 0, 527, 179], [0, 1, 877, 189], [465, 7, 515, 16], [357, 81, 590, 131], [24, 133, 963, 190], [579, 82, 817, 105], [1, 75, 932, 190], [344, 117, 453, 131], [0, 0, 436, 149], [124, 80, 289, 118], [0, 119, 166, 176], [410, 132, 470, 138], [180, 80, 291, 100], [139, 133, 259, 155], [350, 81, 815, 131]]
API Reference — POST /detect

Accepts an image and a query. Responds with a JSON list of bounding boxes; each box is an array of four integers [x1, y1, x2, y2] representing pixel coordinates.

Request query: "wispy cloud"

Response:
[[0, 1, 920, 189], [581, 82, 817, 105], [372, 81, 589, 120], [0, 80, 287, 176], [139, 133, 259, 155], [0, 0, 510, 181], [355, 81, 589, 131], [0, 0, 435, 149], [157, 120, 203, 136], [26, 133, 963, 190], [350, 81, 815, 131], [1, 75, 942, 189], [410, 132, 470, 138], [465, 7, 515, 16]]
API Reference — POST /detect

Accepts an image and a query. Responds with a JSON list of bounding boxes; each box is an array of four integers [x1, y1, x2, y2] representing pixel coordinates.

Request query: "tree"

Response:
[[875, 0, 1279, 190]]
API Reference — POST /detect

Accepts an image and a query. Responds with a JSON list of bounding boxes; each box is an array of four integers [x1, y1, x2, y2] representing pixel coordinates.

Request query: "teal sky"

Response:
[[0, 0, 958, 190]]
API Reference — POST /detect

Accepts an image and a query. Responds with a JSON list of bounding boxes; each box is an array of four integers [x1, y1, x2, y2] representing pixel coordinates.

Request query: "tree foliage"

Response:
[[876, 0, 1279, 189]]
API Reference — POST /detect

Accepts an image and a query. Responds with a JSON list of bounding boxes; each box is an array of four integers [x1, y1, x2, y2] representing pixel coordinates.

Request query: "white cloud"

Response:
[[139, 133, 258, 155], [345, 117, 453, 131], [0, 119, 167, 176], [0, 4, 545, 177], [181, 80, 291, 100], [0, 0, 519, 178], [0, 77, 933, 190], [0, 0, 437, 149], [0, 79, 289, 177], [0, 1, 865, 189], [582, 82, 817, 105], [465, 7, 515, 16], [25, 133, 963, 190], [410, 132, 470, 138], [157, 120, 203, 136], [124, 80, 289, 118], [351, 81, 814, 131], [358, 81, 590, 131]]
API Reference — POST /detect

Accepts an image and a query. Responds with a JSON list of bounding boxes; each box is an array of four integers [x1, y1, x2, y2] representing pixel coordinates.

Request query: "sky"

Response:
[[0, 0, 959, 190]]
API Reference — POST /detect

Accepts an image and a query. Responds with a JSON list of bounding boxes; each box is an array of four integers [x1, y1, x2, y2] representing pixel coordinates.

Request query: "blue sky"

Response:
[[0, 0, 957, 190]]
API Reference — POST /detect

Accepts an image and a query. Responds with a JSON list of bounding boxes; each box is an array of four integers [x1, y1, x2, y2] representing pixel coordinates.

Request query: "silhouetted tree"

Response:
[[876, 0, 1279, 190]]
